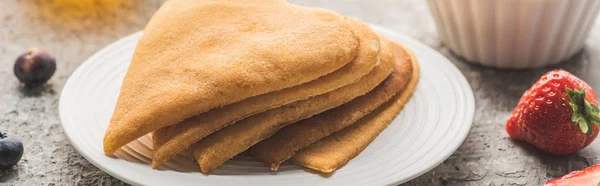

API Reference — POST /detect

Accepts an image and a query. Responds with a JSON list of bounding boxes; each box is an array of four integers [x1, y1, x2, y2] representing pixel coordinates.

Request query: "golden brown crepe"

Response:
[[189, 41, 398, 173], [103, 0, 360, 154], [251, 37, 412, 171], [292, 42, 420, 173], [150, 17, 380, 167]]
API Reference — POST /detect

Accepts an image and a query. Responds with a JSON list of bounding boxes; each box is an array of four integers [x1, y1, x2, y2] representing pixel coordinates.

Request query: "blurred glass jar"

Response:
[[427, 0, 600, 69]]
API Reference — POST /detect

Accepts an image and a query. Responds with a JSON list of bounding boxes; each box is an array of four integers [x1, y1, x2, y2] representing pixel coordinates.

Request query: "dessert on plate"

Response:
[[151, 16, 381, 168], [103, 0, 420, 174]]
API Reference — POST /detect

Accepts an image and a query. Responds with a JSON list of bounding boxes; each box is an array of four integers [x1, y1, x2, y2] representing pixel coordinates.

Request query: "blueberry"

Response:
[[14, 48, 56, 87], [0, 133, 23, 169]]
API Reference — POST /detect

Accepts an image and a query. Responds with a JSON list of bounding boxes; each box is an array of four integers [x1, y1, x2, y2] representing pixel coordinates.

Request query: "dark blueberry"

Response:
[[0, 133, 23, 169], [14, 48, 57, 87]]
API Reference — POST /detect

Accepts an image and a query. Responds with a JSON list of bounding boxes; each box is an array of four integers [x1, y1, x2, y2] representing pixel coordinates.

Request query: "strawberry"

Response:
[[545, 163, 600, 186], [506, 69, 600, 155]]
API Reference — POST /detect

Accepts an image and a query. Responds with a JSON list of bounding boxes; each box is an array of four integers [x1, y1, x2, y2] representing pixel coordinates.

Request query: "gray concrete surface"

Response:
[[1, 0, 600, 185]]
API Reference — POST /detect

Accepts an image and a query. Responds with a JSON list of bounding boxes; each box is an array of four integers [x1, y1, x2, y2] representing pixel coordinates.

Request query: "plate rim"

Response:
[[59, 23, 475, 186], [58, 31, 145, 185], [370, 25, 475, 184]]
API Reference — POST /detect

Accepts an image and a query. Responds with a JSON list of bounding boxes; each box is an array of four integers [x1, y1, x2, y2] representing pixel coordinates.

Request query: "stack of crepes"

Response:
[[103, 0, 420, 174]]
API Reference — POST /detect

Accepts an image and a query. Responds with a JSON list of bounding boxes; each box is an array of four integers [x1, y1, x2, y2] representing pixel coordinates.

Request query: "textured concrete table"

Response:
[[1, 0, 600, 185]]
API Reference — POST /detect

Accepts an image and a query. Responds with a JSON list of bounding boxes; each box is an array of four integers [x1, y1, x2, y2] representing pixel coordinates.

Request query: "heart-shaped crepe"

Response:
[[103, 0, 359, 154], [190, 36, 396, 173], [150, 17, 381, 168], [251, 37, 413, 171], [292, 42, 420, 173]]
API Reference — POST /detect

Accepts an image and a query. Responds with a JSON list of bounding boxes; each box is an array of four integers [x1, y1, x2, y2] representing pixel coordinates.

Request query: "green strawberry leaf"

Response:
[[567, 88, 577, 101], [566, 87, 600, 136], [590, 112, 600, 124], [579, 117, 589, 134], [571, 103, 581, 123], [592, 102, 600, 113]]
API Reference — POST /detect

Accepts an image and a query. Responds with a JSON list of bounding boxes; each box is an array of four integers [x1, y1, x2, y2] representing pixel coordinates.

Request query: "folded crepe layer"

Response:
[[190, 40, 397, 173], [150, 17, 380, 167], [250, 37, 411, 171], [292, 42, 420, 173], [104, 0, 360, 154]]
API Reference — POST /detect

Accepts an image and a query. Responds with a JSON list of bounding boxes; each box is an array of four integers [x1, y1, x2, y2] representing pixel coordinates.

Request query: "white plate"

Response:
[[59, 24, 475, 186]]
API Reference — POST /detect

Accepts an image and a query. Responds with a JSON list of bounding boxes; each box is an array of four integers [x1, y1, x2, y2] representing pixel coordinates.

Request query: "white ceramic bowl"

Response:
[[427, 0, 600, 69]]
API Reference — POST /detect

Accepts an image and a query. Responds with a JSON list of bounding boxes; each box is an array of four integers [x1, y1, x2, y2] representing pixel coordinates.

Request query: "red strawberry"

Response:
[[545, 164, 600, 186], [506, 69, 600, 155]]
